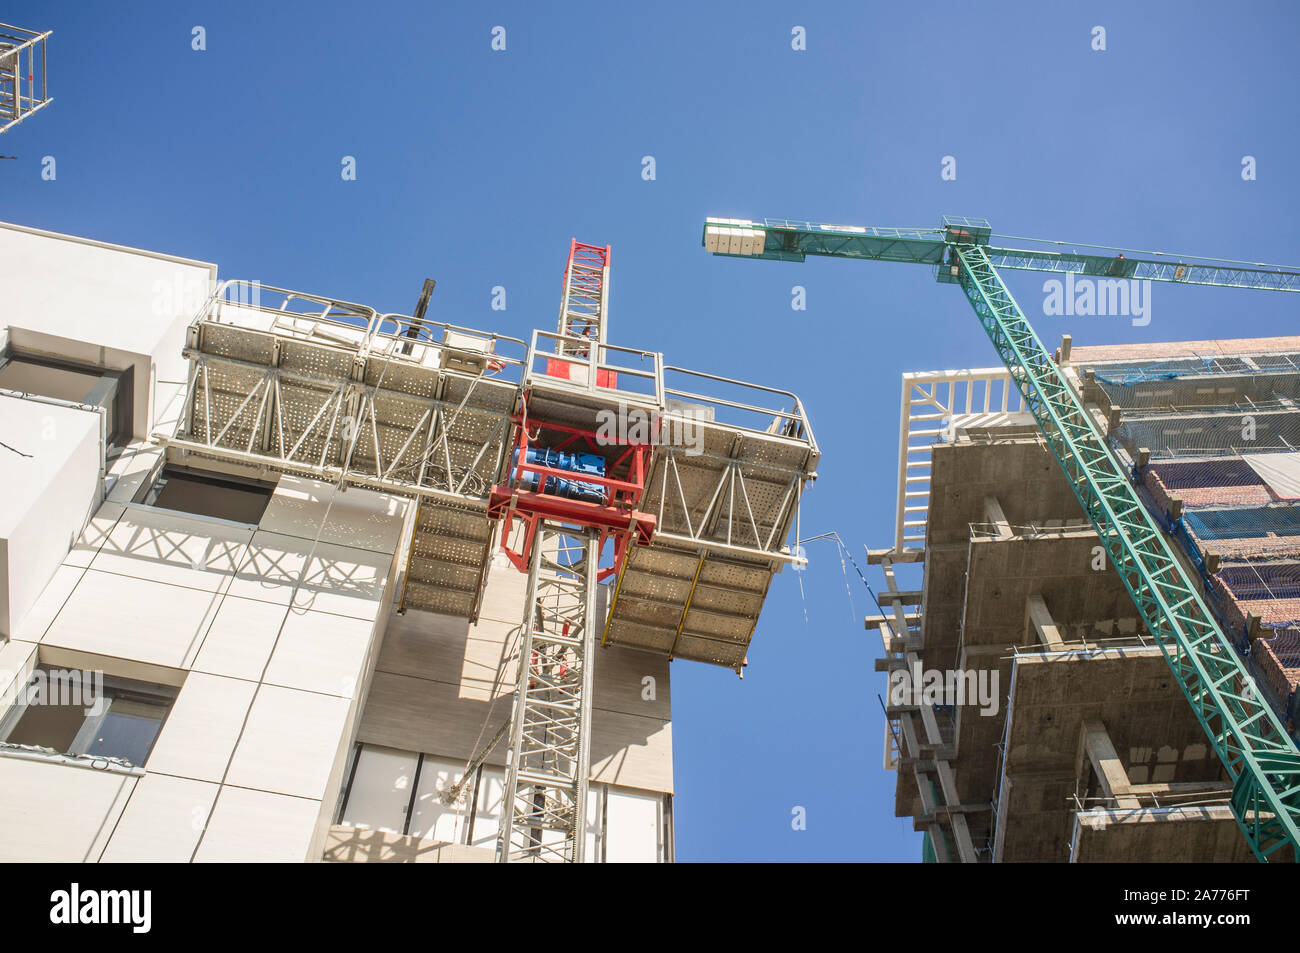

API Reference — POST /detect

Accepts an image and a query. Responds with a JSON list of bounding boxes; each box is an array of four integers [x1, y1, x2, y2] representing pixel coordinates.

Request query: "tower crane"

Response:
[[703, 215, 1300, 862]]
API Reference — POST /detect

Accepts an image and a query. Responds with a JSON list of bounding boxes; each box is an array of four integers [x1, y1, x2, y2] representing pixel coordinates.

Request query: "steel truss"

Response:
[[0, 23, 51, 133], [499, 524, 598, 863], [168, 352, 512, 505], [957, 242, 1300, 861], [984, 246, 1300, 294], [557, 240, 610, 351], [652, 447, 803, 555]]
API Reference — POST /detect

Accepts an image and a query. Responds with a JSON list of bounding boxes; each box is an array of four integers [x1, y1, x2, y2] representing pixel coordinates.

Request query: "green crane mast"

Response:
[[702, 215, 1300, 862]]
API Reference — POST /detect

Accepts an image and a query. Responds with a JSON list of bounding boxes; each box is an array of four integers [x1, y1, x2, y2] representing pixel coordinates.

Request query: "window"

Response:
[[0, 667, 177, 768], [139, 464, 275, 524], [0, 351, 134, 453], [337, 744, 500, 846], [336, 743, 673, 861], [589, 785, 670, 863]]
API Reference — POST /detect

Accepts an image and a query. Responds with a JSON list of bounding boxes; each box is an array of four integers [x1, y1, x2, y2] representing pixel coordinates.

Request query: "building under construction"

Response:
[[871, 337, 1300, 862], [5, 206, 1299, 864], [703, 214, 1300, 864], [0, 221, 817, 862]]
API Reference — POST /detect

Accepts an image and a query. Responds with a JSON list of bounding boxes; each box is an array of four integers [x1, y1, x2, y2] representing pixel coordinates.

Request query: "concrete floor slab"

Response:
[[1070, 806, 1256, 863], [996, 647, 1226, 862]]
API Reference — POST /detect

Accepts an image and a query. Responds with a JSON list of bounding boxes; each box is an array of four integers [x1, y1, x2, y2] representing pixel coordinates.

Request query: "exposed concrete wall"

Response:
[[1071, 806, 1258, 863]]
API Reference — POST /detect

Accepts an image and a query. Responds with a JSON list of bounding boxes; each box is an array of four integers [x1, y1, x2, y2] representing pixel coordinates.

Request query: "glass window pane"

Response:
[[81, 698, 168, 766], [0, 357, 101, 404], [605, 787, 661, 863], [340, 745, 419, 833], [408, 757, 470, 843], [149, 467, 274, 524], [468, 769, 505, 849]]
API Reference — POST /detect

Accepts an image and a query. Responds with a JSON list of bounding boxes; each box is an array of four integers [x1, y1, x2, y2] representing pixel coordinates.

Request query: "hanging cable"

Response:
[[797, 531, 895, 624]]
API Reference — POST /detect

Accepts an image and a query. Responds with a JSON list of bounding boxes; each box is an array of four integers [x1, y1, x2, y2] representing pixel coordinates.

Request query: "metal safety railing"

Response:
[[892, 368, 1027, 556], [199, 280, 531, 378], [0, 23, 51, 132], [526, 328, 663, 403], [663, 365, 818, 451]]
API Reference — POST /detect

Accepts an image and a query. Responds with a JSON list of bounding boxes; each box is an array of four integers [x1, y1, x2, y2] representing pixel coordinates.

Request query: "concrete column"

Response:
[[1077, 719, 1140, 810], [1025, 593, 1065, 650], [983, 496, 1013, 539]]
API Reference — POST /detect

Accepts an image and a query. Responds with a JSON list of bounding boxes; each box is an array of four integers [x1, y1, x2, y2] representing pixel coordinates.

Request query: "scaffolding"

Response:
[[0, 24, 51, 133], [157, 240, 819, 862], [1079, 350, 1300, 748]]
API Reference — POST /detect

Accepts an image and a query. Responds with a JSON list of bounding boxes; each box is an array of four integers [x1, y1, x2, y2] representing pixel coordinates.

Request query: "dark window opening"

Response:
[[0, 351, 134, 455], [0, 667, 177, 768], [141, 464, 275, 524]]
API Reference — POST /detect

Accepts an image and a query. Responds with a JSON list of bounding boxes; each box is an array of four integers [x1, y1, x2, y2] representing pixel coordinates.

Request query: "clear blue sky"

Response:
[[4, 1, 1298, 861]]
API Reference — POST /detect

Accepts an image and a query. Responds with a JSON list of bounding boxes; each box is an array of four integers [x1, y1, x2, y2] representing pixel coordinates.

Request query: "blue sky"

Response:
[[4, 1, 1298, 861]]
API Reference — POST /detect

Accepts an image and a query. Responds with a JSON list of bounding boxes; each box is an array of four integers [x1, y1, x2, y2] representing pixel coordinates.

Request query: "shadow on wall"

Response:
[[322, 825, 485, 863], [355, 605, 668, 786]]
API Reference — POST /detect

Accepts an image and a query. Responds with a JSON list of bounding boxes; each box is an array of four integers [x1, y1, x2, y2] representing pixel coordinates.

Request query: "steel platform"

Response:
[[161, 283, 522, 620], [516, 336, 818, 669], [159, 282, 818, 667], [601, 372, 818, 670]]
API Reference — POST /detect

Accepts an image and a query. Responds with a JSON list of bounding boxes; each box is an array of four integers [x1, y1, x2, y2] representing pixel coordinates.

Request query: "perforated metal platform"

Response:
[[401, 500, 493, 618], [159, 282, 819, 664], [161, 284, 522, 620], [513, 335, 818, 669], [601, 401, 818, 669]]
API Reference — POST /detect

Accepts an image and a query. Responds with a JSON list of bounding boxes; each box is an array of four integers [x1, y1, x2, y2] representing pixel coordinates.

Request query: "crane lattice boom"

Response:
[[704, 213, 1300, 862]]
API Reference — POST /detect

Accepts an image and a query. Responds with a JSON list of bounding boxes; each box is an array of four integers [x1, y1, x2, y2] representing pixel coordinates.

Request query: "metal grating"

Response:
[[164, 281, 818, 657]]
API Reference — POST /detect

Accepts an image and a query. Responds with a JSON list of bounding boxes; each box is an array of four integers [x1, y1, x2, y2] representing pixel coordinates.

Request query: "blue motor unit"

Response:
[[512, 448, 607, 504]]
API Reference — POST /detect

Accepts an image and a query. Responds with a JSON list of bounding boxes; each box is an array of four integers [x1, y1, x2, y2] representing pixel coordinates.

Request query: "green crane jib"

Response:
[[703, 215, 1300, 862]]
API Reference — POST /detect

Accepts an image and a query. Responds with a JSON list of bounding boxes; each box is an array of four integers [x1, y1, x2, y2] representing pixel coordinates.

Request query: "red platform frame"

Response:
[[488, 400, 656, 581]]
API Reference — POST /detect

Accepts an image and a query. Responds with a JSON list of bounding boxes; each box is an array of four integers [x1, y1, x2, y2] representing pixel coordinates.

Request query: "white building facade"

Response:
[[0, 222, 673, 863]]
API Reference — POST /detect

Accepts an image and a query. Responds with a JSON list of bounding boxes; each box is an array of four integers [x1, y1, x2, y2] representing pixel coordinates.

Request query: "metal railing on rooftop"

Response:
[[197, 281, 818, 454], [663, 365, 818, 450], [202, 280, 530, 378], [525, 329, 662, 404], [892, 367, 1027, 557]]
